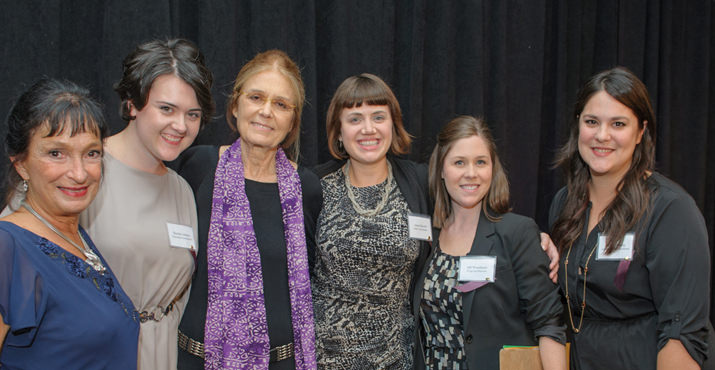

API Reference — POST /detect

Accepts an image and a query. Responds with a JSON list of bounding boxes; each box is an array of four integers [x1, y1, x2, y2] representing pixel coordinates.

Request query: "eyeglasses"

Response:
[[239, 91, 296, 113]]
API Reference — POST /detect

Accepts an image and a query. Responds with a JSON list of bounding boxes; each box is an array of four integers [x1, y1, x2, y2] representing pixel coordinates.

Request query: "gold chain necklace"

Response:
[[563, 237, 598, 333]]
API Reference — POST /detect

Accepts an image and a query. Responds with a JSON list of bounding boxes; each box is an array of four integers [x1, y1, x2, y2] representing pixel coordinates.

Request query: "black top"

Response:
[[549, 172, 713, 370], [414, 212, 565, 370], [171, 145, 323, 370]]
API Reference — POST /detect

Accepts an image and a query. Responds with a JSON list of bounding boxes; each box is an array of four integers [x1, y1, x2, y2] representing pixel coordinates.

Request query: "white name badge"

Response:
[[596, 232, 634, 260], [408, 213, 433, 241], [167, 223, 196, 251], [458, 256, 497, 282]]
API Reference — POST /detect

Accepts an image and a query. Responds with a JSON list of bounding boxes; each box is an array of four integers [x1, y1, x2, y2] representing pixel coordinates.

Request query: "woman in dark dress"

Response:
[[549, 66, 714, 370], [0, 78, 139, 369], [174, 50, 321, 370]]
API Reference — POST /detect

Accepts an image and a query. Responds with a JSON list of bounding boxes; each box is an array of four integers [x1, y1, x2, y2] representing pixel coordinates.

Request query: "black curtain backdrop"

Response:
[[2, 1, 714, 320]]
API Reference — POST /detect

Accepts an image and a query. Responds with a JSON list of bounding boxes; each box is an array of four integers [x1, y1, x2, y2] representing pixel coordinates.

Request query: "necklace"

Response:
[[22, 201, 106, 274], [563, 237, 598, 333], [343, 160, 394, 217]]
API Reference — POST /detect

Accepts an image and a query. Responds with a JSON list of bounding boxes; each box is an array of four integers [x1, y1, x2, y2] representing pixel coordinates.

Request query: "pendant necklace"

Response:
[[563, 237, 598, 333], [22, 200, 106, 274], [343, 160, 394, 217]]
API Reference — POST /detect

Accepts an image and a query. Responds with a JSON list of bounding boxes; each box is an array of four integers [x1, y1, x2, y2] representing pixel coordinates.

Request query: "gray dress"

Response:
[[312, 168, 419, 369], [80, 153, 197, 370]]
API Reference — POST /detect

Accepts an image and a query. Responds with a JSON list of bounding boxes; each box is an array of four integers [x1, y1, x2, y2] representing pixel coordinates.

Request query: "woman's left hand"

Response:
[[540, 232, 559, 283]]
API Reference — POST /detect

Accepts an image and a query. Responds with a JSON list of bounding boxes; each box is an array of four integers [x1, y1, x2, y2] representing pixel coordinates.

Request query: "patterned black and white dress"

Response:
[[312, 167, 419, 369], [420, 249, 468, 369]]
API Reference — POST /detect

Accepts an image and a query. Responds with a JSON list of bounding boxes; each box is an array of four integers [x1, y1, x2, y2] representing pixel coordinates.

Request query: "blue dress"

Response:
[[0, 221, 140, 370]]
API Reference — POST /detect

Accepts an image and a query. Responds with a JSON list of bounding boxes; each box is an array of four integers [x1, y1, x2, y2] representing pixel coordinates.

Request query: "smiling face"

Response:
[[441, 135, 493, 212], [577, 90, 645, 180], [129, 73, 202, 163], [339, 104, 393, 167], [13, 125, 103, 219], [233, 69, 296, 151]]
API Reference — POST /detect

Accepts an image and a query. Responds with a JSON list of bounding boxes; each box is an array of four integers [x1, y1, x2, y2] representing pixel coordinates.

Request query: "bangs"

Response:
[[340, 79, 393, 109], [40, 94, 106, 138]]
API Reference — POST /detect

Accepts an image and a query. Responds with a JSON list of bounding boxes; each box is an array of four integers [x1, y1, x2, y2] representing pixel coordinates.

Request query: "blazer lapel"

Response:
[[462, 211, 496, 330]]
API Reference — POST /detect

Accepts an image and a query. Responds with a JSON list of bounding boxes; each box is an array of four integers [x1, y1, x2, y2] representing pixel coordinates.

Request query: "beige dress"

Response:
[[80, 153, 197, 370]]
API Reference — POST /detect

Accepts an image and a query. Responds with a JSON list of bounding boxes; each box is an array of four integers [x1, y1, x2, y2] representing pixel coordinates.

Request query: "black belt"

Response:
[[178, 330, 293, 363]]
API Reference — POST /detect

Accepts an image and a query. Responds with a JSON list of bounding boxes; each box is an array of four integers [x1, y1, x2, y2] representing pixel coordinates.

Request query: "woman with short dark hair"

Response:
[[79, 38, 214, 369], [1, 78, 139, 369]]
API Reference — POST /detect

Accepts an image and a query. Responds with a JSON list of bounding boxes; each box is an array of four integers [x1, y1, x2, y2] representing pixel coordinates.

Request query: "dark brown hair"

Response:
[[551, 67, 655, 254], [325, 73, 412, 159], [114, 38, 215, 127], [226, 49, 305, 161], [4, 78, 108, 207], [429, 115, 510, 228]]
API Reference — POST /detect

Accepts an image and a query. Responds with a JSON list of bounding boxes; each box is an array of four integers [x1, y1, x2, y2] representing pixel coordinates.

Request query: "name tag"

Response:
[[596, 232, 634, 261], [458, 256, 497, 282], [408, 213, 433, 241], [167, 223, 196, 252]]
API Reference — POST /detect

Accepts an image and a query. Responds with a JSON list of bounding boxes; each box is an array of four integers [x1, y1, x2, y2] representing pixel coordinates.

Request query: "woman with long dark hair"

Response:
[[550, 67, 713, 369]]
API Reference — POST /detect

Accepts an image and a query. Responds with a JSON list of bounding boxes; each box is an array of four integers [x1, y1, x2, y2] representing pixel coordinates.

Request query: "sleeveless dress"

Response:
[[312, 168, 419, 369]]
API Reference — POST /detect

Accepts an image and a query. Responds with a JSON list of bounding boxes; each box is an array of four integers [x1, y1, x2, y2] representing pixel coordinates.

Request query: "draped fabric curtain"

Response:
[[2, 0, 713, 317]]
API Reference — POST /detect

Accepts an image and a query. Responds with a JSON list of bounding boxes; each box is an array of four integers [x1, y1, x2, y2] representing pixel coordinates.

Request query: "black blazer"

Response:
[[412, 210, 565, 370]]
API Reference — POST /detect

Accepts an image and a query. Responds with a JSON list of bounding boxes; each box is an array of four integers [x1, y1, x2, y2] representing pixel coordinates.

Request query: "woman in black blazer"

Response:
[[413, 116, 566, 370]]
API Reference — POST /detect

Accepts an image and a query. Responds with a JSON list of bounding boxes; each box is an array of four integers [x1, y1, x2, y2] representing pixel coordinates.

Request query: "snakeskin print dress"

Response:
[[312, 168, 419, 369]]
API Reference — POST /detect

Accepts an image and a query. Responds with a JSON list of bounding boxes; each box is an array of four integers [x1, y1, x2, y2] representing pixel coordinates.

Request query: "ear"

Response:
[[636, 121, 647, 144], [11, 157, 29, 180], [128, 100, 139, 117]]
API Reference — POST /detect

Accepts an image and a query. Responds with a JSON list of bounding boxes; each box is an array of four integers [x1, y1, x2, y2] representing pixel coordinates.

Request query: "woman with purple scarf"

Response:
[[173, 50, 321, 370]]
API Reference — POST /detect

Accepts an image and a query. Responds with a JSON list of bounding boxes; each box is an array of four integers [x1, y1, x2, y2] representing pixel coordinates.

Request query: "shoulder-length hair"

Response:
[[325, 73, 412, 159], [429, 115, 510, 228], [551, 66, 655, 254], [226, 49, 305, 161]]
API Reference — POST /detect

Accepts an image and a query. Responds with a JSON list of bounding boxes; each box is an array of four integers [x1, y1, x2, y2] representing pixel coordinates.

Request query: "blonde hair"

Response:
[[226, 50, 305, 161]]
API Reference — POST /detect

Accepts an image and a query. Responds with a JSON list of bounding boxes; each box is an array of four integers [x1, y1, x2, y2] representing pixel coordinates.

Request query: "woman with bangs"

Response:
[[311, 73, 431, 369], [0, 78, 139, 369]]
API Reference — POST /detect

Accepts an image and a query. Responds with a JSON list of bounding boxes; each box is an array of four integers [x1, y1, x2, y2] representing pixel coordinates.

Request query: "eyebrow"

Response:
[[156, 100, 202, 111], [582, 114, 631, 121], [245, 88, 292, 101]]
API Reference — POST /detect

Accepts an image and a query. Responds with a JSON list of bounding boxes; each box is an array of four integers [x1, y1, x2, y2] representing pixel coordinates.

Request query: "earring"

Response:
[[22, 179, 28, 192]]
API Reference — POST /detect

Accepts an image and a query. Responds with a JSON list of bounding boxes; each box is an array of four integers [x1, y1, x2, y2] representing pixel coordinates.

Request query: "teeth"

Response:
[[162, 134, 181, 143], [252, 122, 271, 129], [461, 185, 478, 190], [360, 140, 378, 146], [594, 148, 612, 153]]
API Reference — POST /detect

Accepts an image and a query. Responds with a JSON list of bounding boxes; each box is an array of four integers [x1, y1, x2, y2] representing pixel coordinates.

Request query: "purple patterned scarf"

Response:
[[204, 140, 316, 370]]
